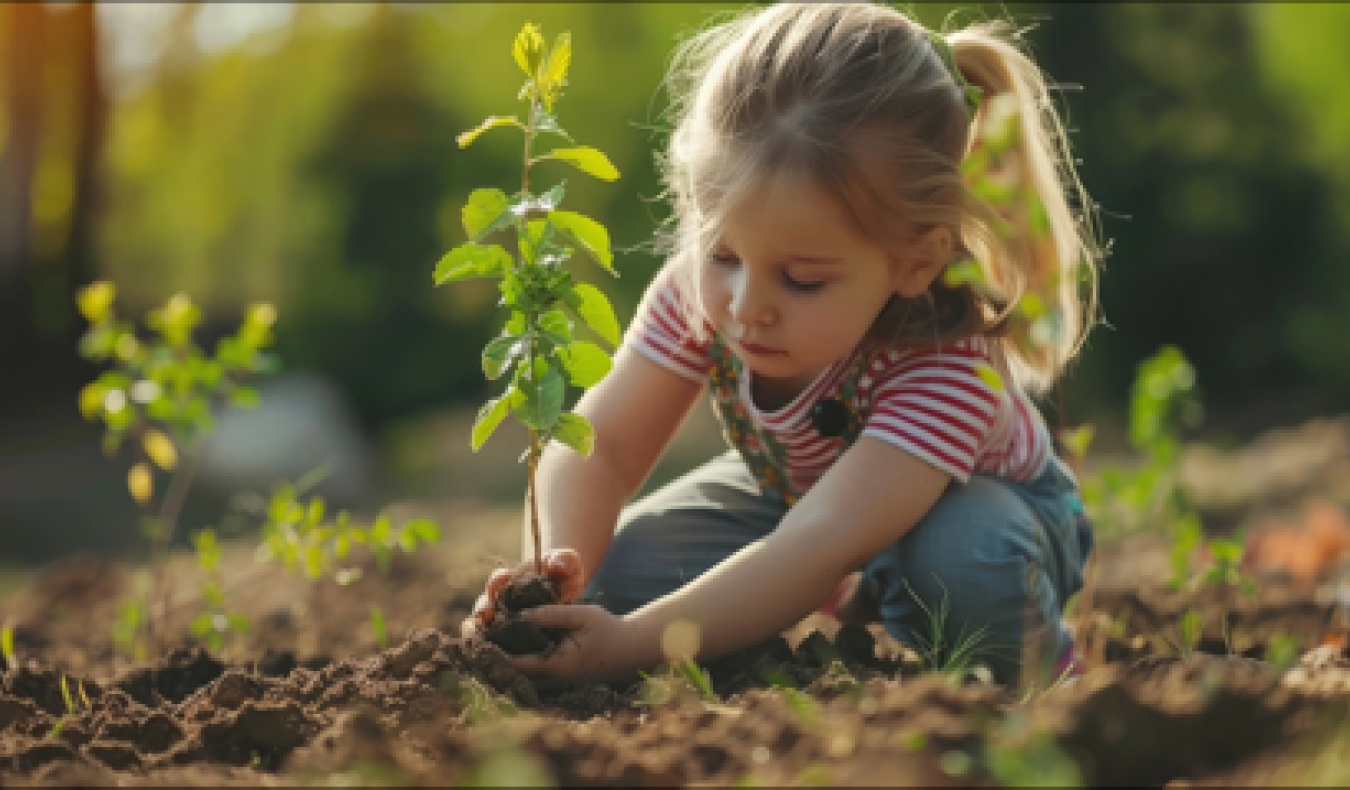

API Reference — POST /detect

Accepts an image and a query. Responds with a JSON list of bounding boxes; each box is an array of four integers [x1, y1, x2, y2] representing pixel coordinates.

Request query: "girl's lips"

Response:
[[738, 340, 785, 356]]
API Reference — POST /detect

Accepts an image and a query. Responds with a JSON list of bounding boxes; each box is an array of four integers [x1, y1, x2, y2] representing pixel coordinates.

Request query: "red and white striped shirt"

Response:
[[625, 269, 1052, 489]]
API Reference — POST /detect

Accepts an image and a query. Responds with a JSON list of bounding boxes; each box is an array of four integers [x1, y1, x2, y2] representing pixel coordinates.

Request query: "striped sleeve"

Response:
[[622, 267, 711, 382], [861, 345, 1002, 482]]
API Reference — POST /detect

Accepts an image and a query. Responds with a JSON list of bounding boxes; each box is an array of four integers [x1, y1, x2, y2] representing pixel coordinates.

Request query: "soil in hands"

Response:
[[482, 571, 569, 657]]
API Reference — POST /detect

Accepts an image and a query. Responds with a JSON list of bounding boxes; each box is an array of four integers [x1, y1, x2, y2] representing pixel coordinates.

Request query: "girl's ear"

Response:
[[892, 226, 954, 298]]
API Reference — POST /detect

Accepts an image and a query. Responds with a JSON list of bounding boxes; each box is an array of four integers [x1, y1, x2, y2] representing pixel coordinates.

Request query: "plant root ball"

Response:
[[484, 571, 569, 657]]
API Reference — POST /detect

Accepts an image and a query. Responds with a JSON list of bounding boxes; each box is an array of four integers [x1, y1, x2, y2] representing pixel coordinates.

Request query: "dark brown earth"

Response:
[[5, 425, 1350, 786]]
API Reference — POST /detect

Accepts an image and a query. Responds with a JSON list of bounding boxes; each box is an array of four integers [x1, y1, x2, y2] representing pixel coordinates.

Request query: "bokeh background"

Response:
[[2, 2, 1348, 570]]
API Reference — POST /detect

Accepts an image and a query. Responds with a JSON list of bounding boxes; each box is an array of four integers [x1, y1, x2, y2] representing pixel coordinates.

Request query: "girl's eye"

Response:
[[710, 253, 825, 293], [783, 273, 825, 293]]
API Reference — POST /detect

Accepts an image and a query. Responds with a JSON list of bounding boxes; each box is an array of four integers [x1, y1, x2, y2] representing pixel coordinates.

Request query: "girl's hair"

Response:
[[653, 2, 1102, 394]]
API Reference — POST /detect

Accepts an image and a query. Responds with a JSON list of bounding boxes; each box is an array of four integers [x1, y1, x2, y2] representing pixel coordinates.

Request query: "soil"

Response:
[[484, 571, 569, 656], [5, 438, 1350, 785]]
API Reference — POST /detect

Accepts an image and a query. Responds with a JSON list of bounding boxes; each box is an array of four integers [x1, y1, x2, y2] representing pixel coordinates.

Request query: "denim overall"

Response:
[[585, 334, 1093, 684]]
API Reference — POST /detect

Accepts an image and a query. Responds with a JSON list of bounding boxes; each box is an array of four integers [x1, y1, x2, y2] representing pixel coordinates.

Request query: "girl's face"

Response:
[[698, 172, 920, 392]]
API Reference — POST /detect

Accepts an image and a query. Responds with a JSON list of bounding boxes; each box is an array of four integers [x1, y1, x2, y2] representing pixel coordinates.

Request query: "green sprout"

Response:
[[370, 606, 389, 651], [253, 482, 440, 651], [1165, 608, 1204, 662], [1, 619, 14, 668], [903, 576, 1000, 681], [1264, 634, 1301, 670], [673, 658, 718, 703], [75, 282, 278, 660], [437, 22, 621, 575], [48, 674, 88, 740], [110, 595, 148, 663], [188, 527, 251, 655]]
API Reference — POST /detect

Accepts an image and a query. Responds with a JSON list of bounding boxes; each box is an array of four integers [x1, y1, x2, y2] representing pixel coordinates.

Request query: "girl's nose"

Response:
[[729, 276, 774, 327]]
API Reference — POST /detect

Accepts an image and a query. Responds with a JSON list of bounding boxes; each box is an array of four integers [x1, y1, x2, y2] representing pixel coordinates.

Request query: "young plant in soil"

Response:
[[253, 480, 441, 652], [435, 22, 621, 654], [76, 282, 278, 662], [188, 527, 251, 656]]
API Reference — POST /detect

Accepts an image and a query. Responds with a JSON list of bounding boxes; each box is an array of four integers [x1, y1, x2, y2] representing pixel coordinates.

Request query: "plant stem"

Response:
[[527, 433, 542, 575], [521, 81, 542, 575], [147, 443, 203, 661]]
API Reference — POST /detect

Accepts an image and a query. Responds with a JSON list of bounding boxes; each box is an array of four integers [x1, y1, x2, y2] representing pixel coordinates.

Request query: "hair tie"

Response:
[[925, 29, 983, 119]]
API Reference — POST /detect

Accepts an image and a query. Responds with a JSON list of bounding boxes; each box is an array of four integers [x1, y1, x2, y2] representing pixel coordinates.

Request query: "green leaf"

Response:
[[462, 188, 512, 241], [457, 115, 522, 148], [435, 243, 512, 284], [518, 218, 554, 265], [566, 283, 621, 347], [515, 360, 566, 431], [303, 544, 324, 580], [553, 412, 595, 456], [543, 146, 619, 182], [77, 281, 116, 324], [550, 210, 614, 273], [539, 31, 571, 109], [539, 309, 572, 342], [191, 613, 214, 636], [405, 518, 441, 545], [471, 392, 513, 451], [230, 386, 261, 408], [482, 334, 526, 380], [512, 23, 545, 77], [560, 340, 612, 387], [1, 623, 15, 665]]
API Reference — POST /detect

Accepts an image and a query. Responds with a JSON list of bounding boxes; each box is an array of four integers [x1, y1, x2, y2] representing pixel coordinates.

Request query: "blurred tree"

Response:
[[0, 2, 106, 413], [1032, 3, 1345, 429], [87, 2, 1350, 438], [285, 4, 486, 430]]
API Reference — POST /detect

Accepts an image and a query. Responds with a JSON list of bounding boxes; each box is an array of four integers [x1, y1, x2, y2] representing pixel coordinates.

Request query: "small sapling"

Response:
[[253, 481, 441, 651], [76, 282, 278, 661], [436, 22, 621, 654], [189, 527, 251, 656]]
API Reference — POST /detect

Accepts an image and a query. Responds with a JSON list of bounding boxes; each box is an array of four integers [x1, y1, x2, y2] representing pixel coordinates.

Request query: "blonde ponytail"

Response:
[[950, 22, 1102, 393]]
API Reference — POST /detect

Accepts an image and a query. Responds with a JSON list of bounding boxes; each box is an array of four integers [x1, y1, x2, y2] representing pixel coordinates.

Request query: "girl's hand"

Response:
[[506, 603, 631, 679], [459, 548, 585, 639]]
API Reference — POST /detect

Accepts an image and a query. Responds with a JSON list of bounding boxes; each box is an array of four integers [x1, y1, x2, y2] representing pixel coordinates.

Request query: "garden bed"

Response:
[[3, 492, 1350, 786]]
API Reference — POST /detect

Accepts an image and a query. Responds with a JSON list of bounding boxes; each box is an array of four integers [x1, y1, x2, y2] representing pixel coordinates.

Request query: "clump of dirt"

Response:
[[482, 571, 569, 656]]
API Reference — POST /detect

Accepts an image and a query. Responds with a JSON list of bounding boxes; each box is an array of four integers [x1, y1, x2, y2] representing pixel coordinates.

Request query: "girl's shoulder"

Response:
[[864, 335, 996, 373]]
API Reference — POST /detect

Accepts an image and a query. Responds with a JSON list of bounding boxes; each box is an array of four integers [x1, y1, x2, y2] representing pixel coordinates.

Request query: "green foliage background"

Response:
[[66, 3, 1350, 432]]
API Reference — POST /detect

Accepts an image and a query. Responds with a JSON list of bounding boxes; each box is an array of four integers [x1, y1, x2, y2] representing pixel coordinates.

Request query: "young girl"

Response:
[[463, 1, 1099, 687]]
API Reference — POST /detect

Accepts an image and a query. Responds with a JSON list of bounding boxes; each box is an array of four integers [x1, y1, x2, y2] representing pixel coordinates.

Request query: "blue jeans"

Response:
[[584, 450, 1092, 685]]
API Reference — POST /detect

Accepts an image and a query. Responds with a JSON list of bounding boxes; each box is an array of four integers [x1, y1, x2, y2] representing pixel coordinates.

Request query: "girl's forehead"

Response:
[[713, 173, 883, 255]]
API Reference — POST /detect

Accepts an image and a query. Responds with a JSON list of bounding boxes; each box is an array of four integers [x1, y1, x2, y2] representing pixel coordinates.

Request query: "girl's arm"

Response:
[[610, 436, 951, 671], [528, 343, 705, 586]]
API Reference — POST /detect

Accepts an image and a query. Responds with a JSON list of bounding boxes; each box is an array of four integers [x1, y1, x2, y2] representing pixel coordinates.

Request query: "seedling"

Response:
[[435, 22, 621, 642], [673, 658, 718, 702], [48, 674, 88, 739], [253, 481, 440, 651], [370, 606, 388, 651], [76, 282, 277, 660], [1, 619, 14, 669], [903, 577, 1001, 682], [111, 595, 148, 663], [1264, 634, 1300, 670], [188, 527, 251, 655], [1082, 345, 1203, 543], [1161, 608, 1204, 662]]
